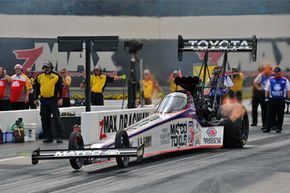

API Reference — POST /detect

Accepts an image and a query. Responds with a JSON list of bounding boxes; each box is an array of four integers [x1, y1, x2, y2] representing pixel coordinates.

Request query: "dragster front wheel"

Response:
[[115, 129, 130, 168], [68, 131, 84, 170]]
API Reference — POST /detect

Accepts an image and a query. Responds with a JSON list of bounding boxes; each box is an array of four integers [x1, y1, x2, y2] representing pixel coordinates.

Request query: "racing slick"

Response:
[[253, 64, 273, 130], [34, 61, 64, 143], [0, 67, 12, 111], [10, 64, 32, 110], [264, 67, 290, 133]]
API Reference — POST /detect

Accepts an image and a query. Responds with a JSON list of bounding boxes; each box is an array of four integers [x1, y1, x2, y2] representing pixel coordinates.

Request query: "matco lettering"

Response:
[[170, 122, 188, 147], [54, 150, 120, 157]]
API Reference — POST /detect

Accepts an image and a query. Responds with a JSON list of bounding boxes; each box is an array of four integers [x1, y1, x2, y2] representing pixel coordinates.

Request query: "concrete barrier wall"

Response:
[[0, 105, 121, 134], [81, 107, 156, 144]]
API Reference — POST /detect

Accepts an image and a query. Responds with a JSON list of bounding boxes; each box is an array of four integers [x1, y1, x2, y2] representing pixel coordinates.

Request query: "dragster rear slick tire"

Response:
[[115, 129, 130, 168], [223, 111, 249, 148], [68, 131, 84, 170]]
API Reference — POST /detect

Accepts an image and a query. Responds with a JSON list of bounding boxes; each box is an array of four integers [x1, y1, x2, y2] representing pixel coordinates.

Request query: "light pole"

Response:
[[124, 40, 143, 109]]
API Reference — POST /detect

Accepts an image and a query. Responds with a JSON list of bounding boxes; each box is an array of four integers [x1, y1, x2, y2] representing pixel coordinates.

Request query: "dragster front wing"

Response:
[[32, 145, 144, 165]]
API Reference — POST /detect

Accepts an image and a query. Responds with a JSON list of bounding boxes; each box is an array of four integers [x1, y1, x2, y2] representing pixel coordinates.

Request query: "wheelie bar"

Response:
[[32, 144, 144, 165]]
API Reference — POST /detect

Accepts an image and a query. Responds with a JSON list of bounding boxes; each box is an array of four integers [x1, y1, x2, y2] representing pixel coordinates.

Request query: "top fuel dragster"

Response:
[[32, 35, 257, 170]]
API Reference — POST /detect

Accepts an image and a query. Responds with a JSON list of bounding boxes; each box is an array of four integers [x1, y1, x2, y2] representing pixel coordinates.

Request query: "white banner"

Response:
[[81, 107, 156, 144]]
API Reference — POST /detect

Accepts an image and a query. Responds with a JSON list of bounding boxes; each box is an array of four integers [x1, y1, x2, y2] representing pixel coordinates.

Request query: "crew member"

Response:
[[253, 64, 273, 130], [285, 67, 290, 114], [251, 66, 263, 126], [80, 66, 123, 105], [264, 67, 290, 133], [60, 68, 71, 107], [34, 61, 64, 143], [26, 68, 36, 109], [0, 67, 12, 111], [206, 66, 234, 108], [142, 69, 161, 105], [169, 70, 183, 92], [228, 67, 244, 103], [10, 64, 32, 110]]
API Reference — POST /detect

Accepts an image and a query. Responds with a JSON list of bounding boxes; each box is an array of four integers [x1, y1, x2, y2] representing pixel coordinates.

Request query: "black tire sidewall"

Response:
[[68, 131, 84, 170], [115, 129, 130, 168]]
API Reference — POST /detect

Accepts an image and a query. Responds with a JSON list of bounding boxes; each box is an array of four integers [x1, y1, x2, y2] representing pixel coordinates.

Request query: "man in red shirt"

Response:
[[10, 64, 32, 110], [60, 68, 71, 107], [0, 67, 12, 111]]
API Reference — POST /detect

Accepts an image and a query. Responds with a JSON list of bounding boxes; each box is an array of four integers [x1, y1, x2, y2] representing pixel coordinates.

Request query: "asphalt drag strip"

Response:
[[0, 117, 289, 193]]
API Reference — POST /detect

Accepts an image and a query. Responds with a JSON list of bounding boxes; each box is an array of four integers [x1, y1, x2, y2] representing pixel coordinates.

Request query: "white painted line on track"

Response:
[[0, 156, 26, 162]]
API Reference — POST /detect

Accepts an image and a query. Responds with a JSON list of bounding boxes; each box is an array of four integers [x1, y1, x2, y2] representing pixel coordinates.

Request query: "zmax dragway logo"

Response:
[[13, 47, 43, 70]]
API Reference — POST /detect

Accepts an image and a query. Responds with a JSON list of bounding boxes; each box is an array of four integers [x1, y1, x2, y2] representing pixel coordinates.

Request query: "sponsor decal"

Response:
[[11, 81, 20, 87], [188, 121, 194, 146], [170, 122, 187, 147], [137, 136, 152, 147], [54, 150, 120, 157], [188, 40, 250, 51], [160, 128, 170, 145], [206, 128, 217, 137], [99, 112, 150, 140], [203, 128, 221, 144]]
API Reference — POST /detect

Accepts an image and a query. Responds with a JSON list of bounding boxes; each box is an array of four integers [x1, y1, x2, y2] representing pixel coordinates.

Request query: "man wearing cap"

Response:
[[34, 61, 64, 143], [0, 67, 12, 111], [80, 66, 124, 105], [264, 67, 290, 133], [253, 64, 273, 129], [60, 68, 71, 107], [10, 64, 32, 110]]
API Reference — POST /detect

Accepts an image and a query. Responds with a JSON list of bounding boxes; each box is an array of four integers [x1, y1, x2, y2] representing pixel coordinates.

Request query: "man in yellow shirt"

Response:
[[26, 68, 36, 109], [229, 67, 244, 102], [60, 68, 72, 107], [142, 69, 161, 105], [80, 66, 123, 105], [169, 70, 183, 92], [34, 61, 64, 143]]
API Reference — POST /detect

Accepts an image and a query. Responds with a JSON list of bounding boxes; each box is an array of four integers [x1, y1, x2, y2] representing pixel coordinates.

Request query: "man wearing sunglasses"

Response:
[[10, 64, 32, 110], [34, 61, 64, 143]]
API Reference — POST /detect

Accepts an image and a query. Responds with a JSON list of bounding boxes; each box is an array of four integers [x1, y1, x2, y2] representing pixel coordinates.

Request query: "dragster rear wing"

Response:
[[32, 145, 144, 165], [178, 35, 257, 62]]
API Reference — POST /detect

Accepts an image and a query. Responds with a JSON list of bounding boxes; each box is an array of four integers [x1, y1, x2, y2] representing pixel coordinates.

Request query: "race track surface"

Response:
[[0, 114, 290, 193]]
